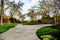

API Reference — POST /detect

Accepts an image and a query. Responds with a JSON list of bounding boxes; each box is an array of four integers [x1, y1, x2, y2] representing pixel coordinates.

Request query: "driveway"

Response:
[[0, 24, 52, 40]]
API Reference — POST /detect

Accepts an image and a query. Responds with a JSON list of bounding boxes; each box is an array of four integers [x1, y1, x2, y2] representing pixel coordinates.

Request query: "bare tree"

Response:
[[36, 0, 60, 25]]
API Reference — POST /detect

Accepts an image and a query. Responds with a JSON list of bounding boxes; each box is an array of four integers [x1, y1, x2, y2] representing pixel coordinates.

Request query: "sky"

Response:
[[20, 0, 38, 14], [5, 0, 39, 15], [5, 0, 42, 20], [9, 0, 38, 14], [5, 0, 39, 19]]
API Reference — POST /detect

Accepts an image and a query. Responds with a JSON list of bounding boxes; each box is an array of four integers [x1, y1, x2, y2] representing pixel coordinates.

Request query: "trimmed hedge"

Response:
[[22, 21, 41, 25], [0, 24, 17, 34], [36, 26, 60, 40]]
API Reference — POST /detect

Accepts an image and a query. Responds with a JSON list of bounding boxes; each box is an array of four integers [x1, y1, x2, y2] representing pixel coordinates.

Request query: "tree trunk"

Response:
[[0, 16, 3, 25], [54, 0, 58, 26], [0, 0, 4, 26], [54, 17, 57, 25], [54, 11, 58, 26]]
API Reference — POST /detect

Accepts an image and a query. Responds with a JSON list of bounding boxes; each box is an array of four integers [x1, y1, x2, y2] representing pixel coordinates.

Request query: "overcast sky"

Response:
[[10, 0, 38, 13], [21, 0, 38, 14], [5, 0, 39, 16]]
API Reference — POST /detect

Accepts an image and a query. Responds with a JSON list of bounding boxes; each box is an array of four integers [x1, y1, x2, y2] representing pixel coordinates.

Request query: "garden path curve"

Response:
[[0, 24, 52, 40]]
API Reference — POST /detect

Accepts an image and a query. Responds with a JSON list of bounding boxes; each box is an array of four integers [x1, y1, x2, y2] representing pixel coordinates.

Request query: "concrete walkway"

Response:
[[0, 24, 52, 40]]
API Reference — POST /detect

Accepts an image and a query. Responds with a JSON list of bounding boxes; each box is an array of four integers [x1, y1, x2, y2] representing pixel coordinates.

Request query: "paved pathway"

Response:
[[0, 24, 52, 40]]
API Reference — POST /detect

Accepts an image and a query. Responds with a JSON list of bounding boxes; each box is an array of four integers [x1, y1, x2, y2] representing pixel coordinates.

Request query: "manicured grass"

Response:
[[36, 26, 60, 40], [0, 24, 17, 34]]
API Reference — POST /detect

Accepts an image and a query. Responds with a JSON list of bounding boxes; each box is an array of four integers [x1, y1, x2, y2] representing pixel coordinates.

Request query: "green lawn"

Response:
[[0, 24, 17, 34]]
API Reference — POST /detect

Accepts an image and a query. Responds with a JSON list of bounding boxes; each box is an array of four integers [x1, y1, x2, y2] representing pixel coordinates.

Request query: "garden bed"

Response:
[[36, 26, 60, 40]]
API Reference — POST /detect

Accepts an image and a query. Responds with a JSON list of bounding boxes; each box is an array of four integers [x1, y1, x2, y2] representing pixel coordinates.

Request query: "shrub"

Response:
[[0, 24, 17, 34], [22, 20, 41, 25], [36, 26, 60, 40], [40, 35, 57, 40]]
